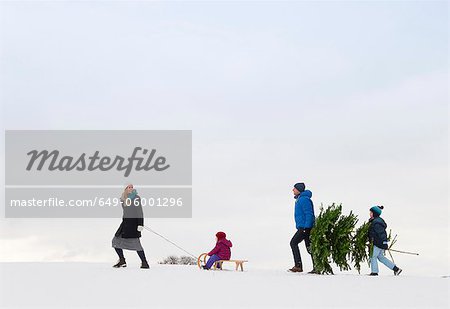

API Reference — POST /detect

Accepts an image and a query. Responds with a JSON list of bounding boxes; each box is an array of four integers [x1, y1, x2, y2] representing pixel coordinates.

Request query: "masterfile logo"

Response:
[[5, 130, 192, 218], [6, 130, 191, 185], [26, 147, 170, 177]]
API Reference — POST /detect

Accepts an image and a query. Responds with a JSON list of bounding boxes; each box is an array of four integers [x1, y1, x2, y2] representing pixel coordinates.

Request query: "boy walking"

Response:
[[368, 205, 402, 276]]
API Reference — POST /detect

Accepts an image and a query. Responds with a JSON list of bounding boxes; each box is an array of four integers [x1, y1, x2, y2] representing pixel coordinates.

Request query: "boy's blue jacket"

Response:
[[369, 217, 389, 249], [294, 190, 315, 229]]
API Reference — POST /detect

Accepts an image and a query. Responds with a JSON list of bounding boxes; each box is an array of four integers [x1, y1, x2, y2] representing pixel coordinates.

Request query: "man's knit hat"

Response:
[[294, 183, 305, 193]]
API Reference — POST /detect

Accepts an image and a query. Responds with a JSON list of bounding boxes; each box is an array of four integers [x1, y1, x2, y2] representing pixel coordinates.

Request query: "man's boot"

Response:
[[288, 264, 303, 272]]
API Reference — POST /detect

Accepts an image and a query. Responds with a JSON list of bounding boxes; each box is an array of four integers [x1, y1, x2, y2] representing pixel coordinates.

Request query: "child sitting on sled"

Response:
[[368, 206, 402, 276], [203, 231, 233, 270]]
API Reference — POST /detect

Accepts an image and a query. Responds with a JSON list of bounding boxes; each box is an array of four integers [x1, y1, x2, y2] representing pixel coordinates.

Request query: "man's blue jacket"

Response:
[[294, 190, 315, 229]]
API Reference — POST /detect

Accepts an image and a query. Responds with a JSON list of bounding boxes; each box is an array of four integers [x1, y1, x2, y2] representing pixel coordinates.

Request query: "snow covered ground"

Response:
[[0, 262, 448, 308]]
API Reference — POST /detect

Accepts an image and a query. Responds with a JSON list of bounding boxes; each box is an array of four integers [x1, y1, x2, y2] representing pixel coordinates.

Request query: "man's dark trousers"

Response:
[[290, 228, 312, 267]]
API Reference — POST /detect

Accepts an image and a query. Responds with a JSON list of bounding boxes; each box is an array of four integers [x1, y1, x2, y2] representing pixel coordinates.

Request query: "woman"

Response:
[[112, 184, 149, 269]]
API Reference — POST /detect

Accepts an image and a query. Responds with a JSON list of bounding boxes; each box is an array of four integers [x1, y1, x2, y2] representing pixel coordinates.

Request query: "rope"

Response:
[[143, 225, 197, 259]]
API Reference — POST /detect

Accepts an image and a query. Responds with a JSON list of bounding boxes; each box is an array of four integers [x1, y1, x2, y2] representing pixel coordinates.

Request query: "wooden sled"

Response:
[[197, 253, 248, 271]]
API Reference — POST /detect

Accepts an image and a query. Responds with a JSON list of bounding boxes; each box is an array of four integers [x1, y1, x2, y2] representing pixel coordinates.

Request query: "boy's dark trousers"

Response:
[[290, 228, 313, 267]]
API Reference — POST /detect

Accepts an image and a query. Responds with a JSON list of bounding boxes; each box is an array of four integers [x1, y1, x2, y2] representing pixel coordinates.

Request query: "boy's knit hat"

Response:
[[216, 231, 226, 240], [370, 205, 384, 217]]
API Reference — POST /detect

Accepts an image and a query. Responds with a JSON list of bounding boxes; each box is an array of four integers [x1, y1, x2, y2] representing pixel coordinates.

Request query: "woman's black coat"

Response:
[[115, 195, 144, 239]]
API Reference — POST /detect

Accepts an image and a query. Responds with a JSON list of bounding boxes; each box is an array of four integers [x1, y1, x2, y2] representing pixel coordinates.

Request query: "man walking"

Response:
[[289, 182, 315, 273]]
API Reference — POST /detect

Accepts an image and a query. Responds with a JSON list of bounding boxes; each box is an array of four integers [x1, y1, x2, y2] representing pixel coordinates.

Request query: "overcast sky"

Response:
[[0, 1, 448, 275]]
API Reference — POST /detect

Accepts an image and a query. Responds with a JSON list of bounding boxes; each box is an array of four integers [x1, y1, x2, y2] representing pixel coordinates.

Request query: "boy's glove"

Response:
[[137, 226, 144, 232]]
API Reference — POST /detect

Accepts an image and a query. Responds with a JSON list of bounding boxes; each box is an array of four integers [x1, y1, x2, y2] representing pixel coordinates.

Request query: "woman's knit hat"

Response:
[[370, 205, 384, 217], [216, 231, 226, 240]]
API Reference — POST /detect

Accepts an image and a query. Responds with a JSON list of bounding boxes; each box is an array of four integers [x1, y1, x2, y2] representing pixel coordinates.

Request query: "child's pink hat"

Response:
[[216, 231, 226, 239]]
